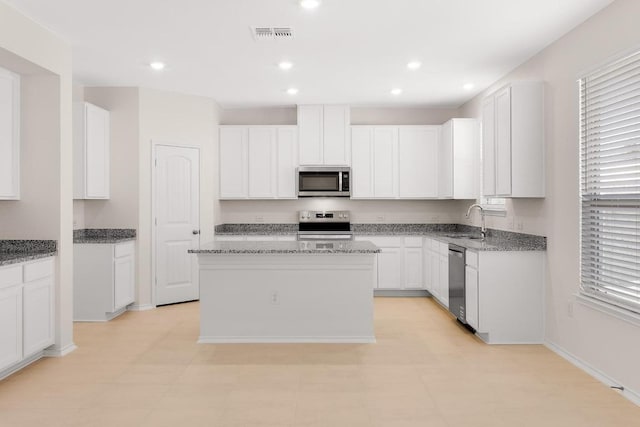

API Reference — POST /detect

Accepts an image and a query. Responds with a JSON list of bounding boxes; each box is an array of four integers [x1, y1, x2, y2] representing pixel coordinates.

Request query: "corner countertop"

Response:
[[73, 229, 137, 244], [0, 240, 57, 266], [189, 240, 380, 254], [213, 223, 546, 252]]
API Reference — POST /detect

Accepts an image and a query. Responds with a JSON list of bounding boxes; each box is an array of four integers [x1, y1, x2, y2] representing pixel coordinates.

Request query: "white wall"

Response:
[[0, 1, 74, 355], [219, 106, 463, 224], [137, 88, 219, 307], [460, 0, 640, 399]]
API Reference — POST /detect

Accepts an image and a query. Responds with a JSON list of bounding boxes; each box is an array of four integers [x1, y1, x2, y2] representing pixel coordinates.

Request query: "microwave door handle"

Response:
[[339, 173, 342, 192]]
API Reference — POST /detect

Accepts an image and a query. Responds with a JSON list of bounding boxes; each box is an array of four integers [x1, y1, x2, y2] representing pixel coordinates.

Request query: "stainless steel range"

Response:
[[297, 210, 353, 240]]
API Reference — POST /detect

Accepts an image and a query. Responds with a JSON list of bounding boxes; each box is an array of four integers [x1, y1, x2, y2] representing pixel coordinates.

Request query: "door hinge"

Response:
[[154, 158, 157, 167]]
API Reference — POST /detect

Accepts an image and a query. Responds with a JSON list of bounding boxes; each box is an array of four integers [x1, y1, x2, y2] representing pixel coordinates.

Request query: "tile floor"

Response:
[[0, 298, 638, 426]]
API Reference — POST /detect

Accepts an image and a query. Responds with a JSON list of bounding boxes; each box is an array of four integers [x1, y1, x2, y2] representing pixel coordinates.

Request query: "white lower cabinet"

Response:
[[74, 241, 136, 321], [0, 258, 55, 375], [464, 253, 479, 330], [356, 236, 424, 290], [423, 238, 449, 308]]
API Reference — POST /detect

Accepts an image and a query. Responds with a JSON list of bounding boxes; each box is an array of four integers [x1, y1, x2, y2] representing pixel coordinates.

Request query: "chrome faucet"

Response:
[[466, 204, 486, 240]]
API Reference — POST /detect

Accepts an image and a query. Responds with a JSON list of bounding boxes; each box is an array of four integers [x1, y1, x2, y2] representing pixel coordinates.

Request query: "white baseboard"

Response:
[[198, 336, 376, 344], [545, 340, 640, 406], [43, 343, 77, 358], [0, 352, 43, 381], [127, 303, 154, 311]]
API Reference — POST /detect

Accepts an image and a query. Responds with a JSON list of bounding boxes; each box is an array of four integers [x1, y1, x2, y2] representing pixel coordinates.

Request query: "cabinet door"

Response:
[[248, 127, 276, 198], [85, 103, 110, 199], [276, 127, 298, 199], [323, 105, 350, 165], [398, 127, 439, 198], [298, 105, 323, 165], [377, 248, 403, 289], [423, 243, 432, 292], [495, 86, 512, 196], [465, 265, 479, 330], [430, 251, 440, 299], [0, 285, 22, 371], [438, 121, 453, 198], [373, 128, 398, 198], [351, 127, 374, 198], [438, 255, 449, 308], [219, 127, 248, 199], [481, 96, 496, 197], [0, 67, 20, 200], [404, 247, 424, 289], [23, 277, 54, 357], [113, 255, 135, 311]]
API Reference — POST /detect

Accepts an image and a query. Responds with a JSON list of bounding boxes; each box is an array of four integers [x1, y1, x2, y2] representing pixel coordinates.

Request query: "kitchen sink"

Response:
[[445, 234, 484, 240]]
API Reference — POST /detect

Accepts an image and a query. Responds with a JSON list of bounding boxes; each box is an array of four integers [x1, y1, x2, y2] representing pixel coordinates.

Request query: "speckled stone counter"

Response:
[[73, 229, 137, 244], [214, 224, 297, 235], [0, 240, 57, 266], [213, 223, 546, 252], [190, 240, 380, 254]]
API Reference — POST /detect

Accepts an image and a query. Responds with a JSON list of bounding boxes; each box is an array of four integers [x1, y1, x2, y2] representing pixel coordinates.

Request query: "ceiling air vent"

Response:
[[251, 26, 294, 41]]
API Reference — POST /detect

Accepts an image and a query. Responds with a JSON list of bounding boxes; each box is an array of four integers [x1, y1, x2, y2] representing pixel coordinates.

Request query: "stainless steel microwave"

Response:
[[297, 166, 351, 197]]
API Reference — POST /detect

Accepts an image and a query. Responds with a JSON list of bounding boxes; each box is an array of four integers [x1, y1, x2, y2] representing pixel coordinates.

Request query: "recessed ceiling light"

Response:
[[300, 0, 321, 9], [278, 61, 293, 70], [463, 83, 475, 90], [390, 88, 403, 95], [407, 61, 421, 70], [287, 88, 299, 95], [149, 61, 165, 71]]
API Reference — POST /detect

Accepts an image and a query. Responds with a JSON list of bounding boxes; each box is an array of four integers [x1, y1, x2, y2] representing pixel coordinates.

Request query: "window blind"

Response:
[[580, 50, 640, 314]]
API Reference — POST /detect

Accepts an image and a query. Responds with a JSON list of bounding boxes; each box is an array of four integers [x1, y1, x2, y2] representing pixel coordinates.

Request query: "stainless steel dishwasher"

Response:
[[448, 244, 467, 324]]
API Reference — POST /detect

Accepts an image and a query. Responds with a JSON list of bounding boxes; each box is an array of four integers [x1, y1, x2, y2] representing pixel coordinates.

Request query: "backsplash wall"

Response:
[[219, 199, 466, 224]]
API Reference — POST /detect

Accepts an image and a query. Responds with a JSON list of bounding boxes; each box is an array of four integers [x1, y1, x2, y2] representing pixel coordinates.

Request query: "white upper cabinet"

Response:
[[0, 67, 20, 200], [74, 102, 110, 199], [439, 119, 480, 199], [482, 82, 545, 198], [373, 127, 398, 198], [399, 126, 439, 198], [248, 127, 276, 198], [276, 127, 298, 199], [351, 125, 439, 200], [219, 127, 248, 199], [298, 105, 350, 166], [219, 126, 298, 199]]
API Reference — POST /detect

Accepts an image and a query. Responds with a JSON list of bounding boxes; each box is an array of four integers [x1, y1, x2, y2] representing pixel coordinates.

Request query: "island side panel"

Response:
[[197, 253, 376, 343]]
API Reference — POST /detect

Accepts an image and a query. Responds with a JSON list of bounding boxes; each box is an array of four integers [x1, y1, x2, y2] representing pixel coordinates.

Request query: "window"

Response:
[[579, 50, 640, 315]]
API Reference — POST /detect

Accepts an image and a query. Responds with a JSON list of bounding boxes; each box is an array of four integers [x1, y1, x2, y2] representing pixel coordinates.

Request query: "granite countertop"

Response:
[[0, 240, 57, 266], [74, 228, 137, 244], [190, 240, 380, 254], [213, 223, 546, 252]]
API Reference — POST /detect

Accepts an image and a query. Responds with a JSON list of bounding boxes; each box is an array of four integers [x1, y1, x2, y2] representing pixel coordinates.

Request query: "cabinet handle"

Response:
[[192, 230, 200, 235]]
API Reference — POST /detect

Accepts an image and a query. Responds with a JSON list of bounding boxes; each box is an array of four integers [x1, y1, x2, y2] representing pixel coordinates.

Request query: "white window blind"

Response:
[[580, 50, 640, 314]]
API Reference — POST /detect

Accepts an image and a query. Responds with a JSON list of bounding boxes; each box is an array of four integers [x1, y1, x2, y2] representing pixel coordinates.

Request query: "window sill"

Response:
[[480, 206, 507, 217], [575, 293, 640, 328]]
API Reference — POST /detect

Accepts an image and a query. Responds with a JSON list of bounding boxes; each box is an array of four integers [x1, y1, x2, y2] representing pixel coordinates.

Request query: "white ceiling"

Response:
[[6, 0, 613, 108]]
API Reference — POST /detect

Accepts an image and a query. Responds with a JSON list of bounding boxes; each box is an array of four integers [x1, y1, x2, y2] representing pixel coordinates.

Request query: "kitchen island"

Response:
[[189, 240, 380, 344]]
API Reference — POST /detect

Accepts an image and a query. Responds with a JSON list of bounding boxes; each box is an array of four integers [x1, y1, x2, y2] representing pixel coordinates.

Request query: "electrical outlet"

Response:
[[567, 300, 574, 318], [431, 215, 440, 222], [507, 217, 515, 230], [255, 216, 264, 223], [376, 215, 385, 222], [516, 220, 524, 231], [73, 219, 77, 228], [271, 292, 279, 305]]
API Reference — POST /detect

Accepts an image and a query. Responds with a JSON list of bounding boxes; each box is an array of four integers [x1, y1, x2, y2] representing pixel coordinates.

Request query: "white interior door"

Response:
[[155, 145, 200, 306]]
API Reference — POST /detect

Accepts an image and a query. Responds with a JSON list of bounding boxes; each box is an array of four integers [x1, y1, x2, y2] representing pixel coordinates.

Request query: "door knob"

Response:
[[192, 230, 200, 235]]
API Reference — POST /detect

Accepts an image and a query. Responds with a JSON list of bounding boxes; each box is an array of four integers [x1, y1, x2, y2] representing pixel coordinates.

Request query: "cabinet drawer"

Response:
[[215, 235, 245, 241], [0, 264, 22, 289], [366, 236, 403, 247], [404, 237, 423, 248], [114, 242, 135, 258], [466, 250, 478, 268], [23, 258, 54, 283]]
